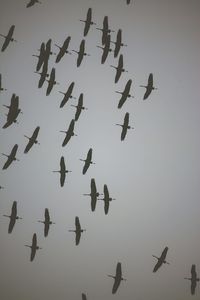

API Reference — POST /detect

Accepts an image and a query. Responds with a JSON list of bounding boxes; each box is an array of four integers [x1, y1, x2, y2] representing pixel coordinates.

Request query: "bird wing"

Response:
[[75, 231, 81, 245], [32, 126, 40, 141], [101, 35, 110, 64], [116, 262, 122, 277], [26, 0, 35, 8], [143, 87, 152, 100], [8, 217, 16, 234], [91, 178, 97, 211], [44, 222, 49, 237], [75, 93, 83, 121], [83, 161, 89, 175], [60, 156, 66, 187], [115, 56, 123, 83], [82, 293, 87, 300], [77, 40, 85, 67], [148, 73, 153, 87], [112, 277, 121, 294], [36, 42, 46, 71], [160, 247, 168, 261], [46, 68, 55, 96], [75, 217, 81, 231], [1, 25, 15, 52], [84, 9, 92, 36], [3, 144, 18, 169], [114, 29, 122, 58], [104, 184, 109, 199], [60, 82, 74, 108], [191, 264, 196, 278], [153, 260, 162, 272], [45, 208, 50, 223], [191, 280, 196, 295], [31, 234, 37, 261], [104, 199, 109, 215], [11, 201, 17, 217]]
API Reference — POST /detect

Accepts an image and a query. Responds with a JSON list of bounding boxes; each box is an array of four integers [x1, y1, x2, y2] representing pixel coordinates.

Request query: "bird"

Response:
[[71, 93, 88, 121], [60, 119, 77, 147], [25, 233, 42, 262], [0, 74, 7, 92], [115, 79, 134, 109], [97, 34, 113, 64], [108, 262, 126, 294], [24, 126, 40, 153], [111, 29, 127, 58], [3, 94, 21, 129], [69, 216, 86, 246], [111, 54, 127, 83], [53, 156, 72, 187], [26, 0, 41, 8], [116, 112, 133, 141], [0, 25, 16, 52], [96, 16, 114, 45], [55, 36, 71, 63], [2, 144, 19, 170], [80, 8, 96, 37], [80, 148, 95, 175], [83, 178, 102, 212], [72, 39, 90, 67], [3, 201, 22, 234], [82, 293, 87, 300], [140, 73, 157, 100], [33, 42, 46, 72], [126, 0, 131, 4], [59, 82, 76, 108], [184, 264, 199, 295], [152, 246, 169, 272], [38, 208, 55, 237], [35, 61, 49, 88], [98, 184, 115, 215], [46, 67, 59, 96]]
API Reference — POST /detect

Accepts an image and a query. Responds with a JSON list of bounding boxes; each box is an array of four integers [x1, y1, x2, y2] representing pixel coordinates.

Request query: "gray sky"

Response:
[[0, 0, 200, 299]]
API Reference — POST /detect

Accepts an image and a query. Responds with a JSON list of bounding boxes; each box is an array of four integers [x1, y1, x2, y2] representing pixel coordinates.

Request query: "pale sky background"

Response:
[[0, 0, 200, 299]]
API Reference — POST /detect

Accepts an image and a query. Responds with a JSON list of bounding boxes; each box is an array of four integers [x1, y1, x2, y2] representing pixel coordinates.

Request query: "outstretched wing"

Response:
[[77, 40, 85, 67], [46, 68, 55, 96], [75, 93, 83, 121], [160, 247, 168, 261], [60, 82, 75, 108], [84, 8, 92, 36], [1, 25, 15, 52], [153, 260, 162, 273], [114, 29, 122, 58]]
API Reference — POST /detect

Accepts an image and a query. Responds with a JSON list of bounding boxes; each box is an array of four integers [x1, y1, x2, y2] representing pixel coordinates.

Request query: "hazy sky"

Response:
[[0, 0, 200, 299]]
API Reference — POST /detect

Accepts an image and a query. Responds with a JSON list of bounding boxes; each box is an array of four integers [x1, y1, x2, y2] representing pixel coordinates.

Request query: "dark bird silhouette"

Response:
[[184, 264, 199, 295], [126, 0, 131, 4], [3, 94, 21, 129], [153, 246, 169, 272], [60, 119, 77, 147], [82, 293, 87, 300], [53, 156, 72, 187], [72, 39, 90, 67], [80, 8, 96, 37], [55, 36, 71, 63], [59, 82, 76, 108], [80, 148, 95, 175], [38, 208, 55, 237], [26, 0, 41, 8], [97, 34, 112, 64], [2, 144, 19, 170], [108, 262, 126, 294], [35, 61, 49, 88], [111, 54, 127, 83], [96, 16, 114, 45], [83, 178, 102, 212], [116, 112, 133, 141], [3, 201, 22, 234], [46, 67, 59, 96], [24, 126, 40, 153], [33, 42, 46, 72], [98, 184, 115, 215], [0, 25, 16, 52], [69, 216, 86, 246], [116, 79, 134, 109], [140, 73, 157, 100], [71, 93, 88, 121], [0, 74, 7, 92], [111, 29, 127, 58], [25, 233, 42, 262]]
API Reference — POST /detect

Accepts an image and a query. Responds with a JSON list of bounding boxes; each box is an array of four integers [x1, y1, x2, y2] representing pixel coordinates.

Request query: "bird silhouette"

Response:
[[152, 246, 169, 272], [26, 0, 41, 8], [83, 178, 102, 212], [38, 208, 55, 237], [111, 54, 127, 83], [3, 94, 21, 129], [184, 264, 199, 295], [72, 39, 90, 67], [98, 184, 115, 215], [69, 217, 86, 246], [46, 67, 59, 96], [0, 25, 16, 52], [80, 148, 95, 175], [140, 73, 157, 100], [115, 79, 134, 109], [3, 201, 22, 234], [60, 119, 77, 147], [25, 233, 42, 261], [116, 112, 133, 141], [0, 74, 7, 92], [108, 262, 126, 294], [97, 34, 113, 64], [55, 36, 71, 63], [2, 144, 19, 170], [82, 293, 87, 300], [80, 8, 96, 37], [59, 82, 76, 108], [24, 126, 40, 153], [71, 93, 88, 121], [35, 61, 49, 88], [53, 156, 72, 187], [96, 16, 114, 45], [33, 42, 46, 72], [111, 29, 127, 58]]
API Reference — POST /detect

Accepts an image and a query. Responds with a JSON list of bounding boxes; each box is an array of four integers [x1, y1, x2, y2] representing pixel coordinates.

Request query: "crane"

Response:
[[46, 67, 59, 96], [26, 0, 41, 8], [140, 73, 157, 100], [55, 36, 71, 63], [2, 144, 19, 170], [71, 93, 88, 121], [80, 148, 95, 175], [24, 126, 40, 153], [116, 112, 133, 141], [111, 29, 127, 58], [0, 74, 7, 92], [38, 208, 55, 237], [53, 156, 72, 187], [80, 8, 96, 37], [60, 119, 77, 147], [98, 184, 115, 215], [83, 178, 102, 212], [111, 54, 127, 83], [108, 262, 126, 294], [97, 34, 112, 64], [69, 216, 86, 246], [115, 79, 134, 109], [0, 25, 17, 52], [33, 42, 46, 72], [3, 94, 22, 129], [59, 82, 76, 108], [72, 39, 90, 67], [152, 246, 169, 272], [184, 264, 199, 295], [25, 233, 42, 261], [3, 201, 22, 234], [35, 61, 49, 88], [96, 16, 114, 45]]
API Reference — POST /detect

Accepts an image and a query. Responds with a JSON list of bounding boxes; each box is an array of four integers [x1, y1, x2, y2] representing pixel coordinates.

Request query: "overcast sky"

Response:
[[0, 0, 200, 299]]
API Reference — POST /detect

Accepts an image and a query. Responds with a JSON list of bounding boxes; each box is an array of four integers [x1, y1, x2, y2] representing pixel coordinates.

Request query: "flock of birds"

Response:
[[0, 0, 199, 298]]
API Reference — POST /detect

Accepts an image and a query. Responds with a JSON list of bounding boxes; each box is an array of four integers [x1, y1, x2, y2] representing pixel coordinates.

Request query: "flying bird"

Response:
[[96, 16, 114, 45], [0, 25, 16, 52], [184, 264, 199, 295], [46, 67, 59, 96], [0, 74, 7, 92], [3, 94, 21, 129], [55, 36, 71, 63], [69, 216, 86, 246], [26, 0, 41, 8], [53, 156, 72, 187], [108, 262, 126, 294], [116, 112, 133, 141], [111, 54, 127, 83], [140, 73, 157, 100], [72, 39, 90, 67], [115, 79, 134, 109], [60, 119, 77, 147], [2, 144, 19, 170], [152, 246, 169, 272], [98, 184, 115, 215], [33, 42, 46, 72], [71, 93, 88, 121], [97, 34, 112, 64], [59, 82, 76, 108], [25, 233, 42, 262], [83, 178, 102, 212], [3, 201, 22, 234], [24, 126, 40, 153], [80, 148, 95, 175], [35, 61, 49, 88], [111, 29, 127, 58], [80, 8, 96, 36], [38, 208, 55, 237]]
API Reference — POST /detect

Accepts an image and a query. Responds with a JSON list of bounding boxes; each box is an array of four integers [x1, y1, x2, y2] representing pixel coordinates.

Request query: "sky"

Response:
[[0, 0, 200, 299]]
